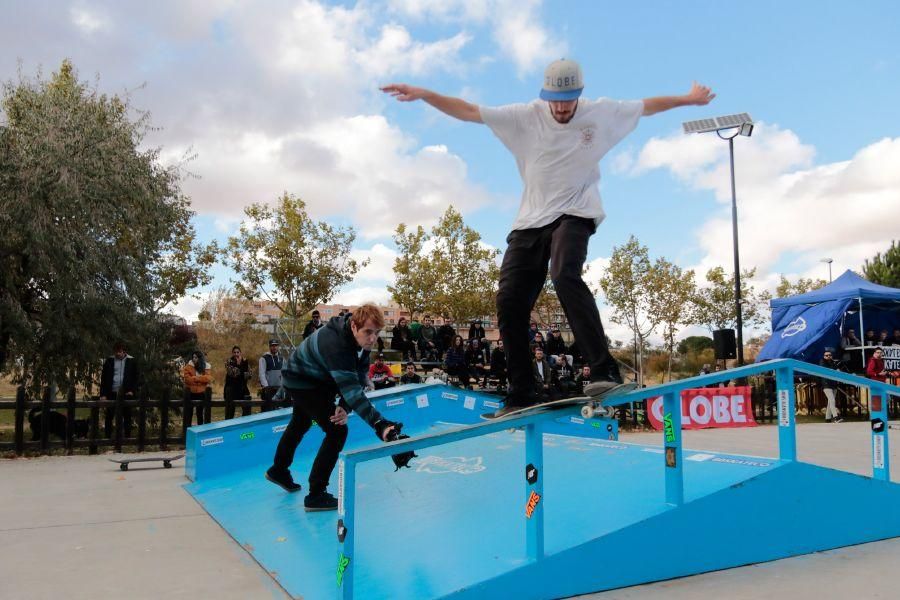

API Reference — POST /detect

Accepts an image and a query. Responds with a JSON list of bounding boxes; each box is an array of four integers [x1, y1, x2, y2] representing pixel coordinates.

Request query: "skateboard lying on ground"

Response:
[[108, 454, 185, 471], [481, 383, 640, 421]]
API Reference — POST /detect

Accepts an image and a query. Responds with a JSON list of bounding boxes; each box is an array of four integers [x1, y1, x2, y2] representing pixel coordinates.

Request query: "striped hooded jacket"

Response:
[[281, 314, 384, 430]]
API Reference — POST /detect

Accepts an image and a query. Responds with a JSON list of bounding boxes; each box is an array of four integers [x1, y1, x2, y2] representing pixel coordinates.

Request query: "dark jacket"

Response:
[[490, 346, 507, 372], [546, 334, 567, 356], [224, 357, 250, 398], [818, 358, 841, 390], [532, 358, 554, 386], [468, 324, 486, 341], [302, 319, 324, 339], [465, 344, 488, 368], [445, 346, 466, 369], [391, 325, 413, 349], [99, 355, 140, 399], [282, 315, 384, 430], [437, 324, 456, 349], [400, 372, 422, 385]]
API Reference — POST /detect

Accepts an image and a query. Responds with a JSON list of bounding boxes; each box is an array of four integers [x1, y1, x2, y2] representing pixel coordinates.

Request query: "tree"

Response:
[[863, 241, 900, 288], [0, 60, 216, 393], [690, 266, 769, 332], [387, 223, 438, 319], [225, 193, 366, 343], [533, 277, 565, 329], [411, 206, 500, 324], [677, 335, 714, 355], [647, 259, 696, 381], [775, 274, 827, 298], [598, 236, 658, 385]]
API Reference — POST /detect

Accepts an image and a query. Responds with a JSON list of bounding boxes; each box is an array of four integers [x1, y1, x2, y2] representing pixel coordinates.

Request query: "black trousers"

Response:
[[497, 216, 618, 402], [224, 385, 251, 419], [103, 406, 133, 438], [271, 387, 348, 495], [184, 392, 206, 426]]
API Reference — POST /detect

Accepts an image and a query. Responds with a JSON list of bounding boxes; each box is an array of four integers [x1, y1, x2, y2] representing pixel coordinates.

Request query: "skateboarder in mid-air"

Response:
[[383, 59, 714, 417], [265, 304, 409, 511]]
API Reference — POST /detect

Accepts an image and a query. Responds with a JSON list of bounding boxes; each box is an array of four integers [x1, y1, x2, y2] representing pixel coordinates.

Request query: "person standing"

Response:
[[258, 339, 284, 412], [265, 305, 400, 511], [99, 341, 141, 438], [819, 349, 843, 423], [867, 347, 887, 382], [224, 346, 252, 419], [302, 310, 324, 339], [383, 59, 714, 416], [182, 350, 211, 426]]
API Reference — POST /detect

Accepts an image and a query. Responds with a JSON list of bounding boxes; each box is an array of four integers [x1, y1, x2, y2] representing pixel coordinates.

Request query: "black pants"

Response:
[[184, 392, 206, 426], [260, 386, 279, 412], [497, 216, 618, 403], [103, 406, 133, 438], [224, 385, 251, 419], [271, 387, 348, 495]]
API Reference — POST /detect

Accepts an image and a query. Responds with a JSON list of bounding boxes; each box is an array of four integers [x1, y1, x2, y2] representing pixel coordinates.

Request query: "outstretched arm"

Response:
[[381, 83, 483, 123], [642, 82, 715, 116]]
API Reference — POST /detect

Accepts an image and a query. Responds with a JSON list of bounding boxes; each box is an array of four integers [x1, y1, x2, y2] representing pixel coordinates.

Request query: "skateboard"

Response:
[[481, 383, 639, 421], [108, 454, 185, 471]]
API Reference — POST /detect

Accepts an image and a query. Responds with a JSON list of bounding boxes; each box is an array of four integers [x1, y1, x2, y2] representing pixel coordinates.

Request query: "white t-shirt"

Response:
[[480, 97, 644, 231]]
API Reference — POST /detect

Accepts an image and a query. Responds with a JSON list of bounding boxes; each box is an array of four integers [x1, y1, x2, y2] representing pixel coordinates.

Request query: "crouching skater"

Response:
[[265, 304, 414, 511]]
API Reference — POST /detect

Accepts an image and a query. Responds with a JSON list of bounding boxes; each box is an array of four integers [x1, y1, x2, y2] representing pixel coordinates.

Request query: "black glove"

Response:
[[376, 420, 417, 471]]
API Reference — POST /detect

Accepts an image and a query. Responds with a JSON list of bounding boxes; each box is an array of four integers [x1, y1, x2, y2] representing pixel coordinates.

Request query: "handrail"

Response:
[[602, 358, 900, 407], [335, 358, 897, 598]]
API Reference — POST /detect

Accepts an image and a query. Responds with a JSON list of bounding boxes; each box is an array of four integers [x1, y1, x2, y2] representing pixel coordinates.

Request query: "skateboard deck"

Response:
[[481, 383, 639, 421], [108, 454, 185, 471]]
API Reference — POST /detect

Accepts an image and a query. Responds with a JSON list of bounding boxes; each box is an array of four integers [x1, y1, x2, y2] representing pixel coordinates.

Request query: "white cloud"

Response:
[[331, 286, 393, 307], [388, 0, 565, 76], [628, 125, 900, 289], [350, 243, 398, 282], [70, 6, 110, 34]]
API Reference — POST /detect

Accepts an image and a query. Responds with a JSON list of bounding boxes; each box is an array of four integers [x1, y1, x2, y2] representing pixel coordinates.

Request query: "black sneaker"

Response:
[[833, 417, 844, 423], [304, 491, 338, 512], [265, 467, 302, 493]]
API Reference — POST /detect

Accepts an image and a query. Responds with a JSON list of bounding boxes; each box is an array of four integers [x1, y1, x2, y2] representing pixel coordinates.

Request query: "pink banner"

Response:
[[646, 386, 757, 431]]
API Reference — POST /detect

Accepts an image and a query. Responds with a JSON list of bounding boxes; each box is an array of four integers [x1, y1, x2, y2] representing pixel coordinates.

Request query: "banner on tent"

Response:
[[883, 347, 900, 371], [646, 387, 757, 431]]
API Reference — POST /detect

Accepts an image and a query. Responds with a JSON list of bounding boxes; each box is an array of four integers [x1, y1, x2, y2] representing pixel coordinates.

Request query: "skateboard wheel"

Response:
[[581, 405, 595, 419], [163, 461, 172, 468], [120, 463, 128, 471]]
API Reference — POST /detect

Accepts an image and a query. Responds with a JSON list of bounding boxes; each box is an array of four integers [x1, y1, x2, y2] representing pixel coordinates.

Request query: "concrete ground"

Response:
[[2, 421, 898, 600]]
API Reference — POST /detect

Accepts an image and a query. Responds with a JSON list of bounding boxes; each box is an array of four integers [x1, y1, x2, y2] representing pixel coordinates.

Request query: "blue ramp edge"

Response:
[[184, 383, 796, 599], [447, 460, 900, 599]]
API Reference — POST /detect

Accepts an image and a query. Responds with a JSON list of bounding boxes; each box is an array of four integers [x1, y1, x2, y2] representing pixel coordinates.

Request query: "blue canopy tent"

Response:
[[757, 270, 900, 368]]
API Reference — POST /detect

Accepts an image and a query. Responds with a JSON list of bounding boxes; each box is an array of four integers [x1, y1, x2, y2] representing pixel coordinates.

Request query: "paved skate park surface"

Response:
[[3, 417, 900, 600]]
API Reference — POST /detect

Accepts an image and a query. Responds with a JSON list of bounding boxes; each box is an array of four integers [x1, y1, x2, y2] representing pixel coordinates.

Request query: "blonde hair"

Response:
[[350, 303, 385, 329]]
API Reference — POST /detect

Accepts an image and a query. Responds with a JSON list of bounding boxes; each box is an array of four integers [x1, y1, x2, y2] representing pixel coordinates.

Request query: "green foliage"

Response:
[[390, 206, 499, 323], [863, 241, 900, 288], [689, 266, 768, 332], [225, 193, 366, 341], [599, 236, 658, 383], [775, 274, 828, 298], [677, 335, 714, 355], [647, 258, 696, 381], [0, 60, 215, 393], [388, 223, 437, 318], [533, 277, 564, 328]]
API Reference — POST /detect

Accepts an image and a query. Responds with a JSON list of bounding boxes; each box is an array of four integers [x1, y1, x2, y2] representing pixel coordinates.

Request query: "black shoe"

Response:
[[265, 467, 302, 493], [833, 417, 844, 423], [304, 491, 338, 512], [825, 418, 832, 423]]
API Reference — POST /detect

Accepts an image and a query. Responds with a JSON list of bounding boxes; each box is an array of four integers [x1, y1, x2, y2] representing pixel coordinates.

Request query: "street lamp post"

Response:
[[683, 113, 754, 366], [821, 258, 833, 282]]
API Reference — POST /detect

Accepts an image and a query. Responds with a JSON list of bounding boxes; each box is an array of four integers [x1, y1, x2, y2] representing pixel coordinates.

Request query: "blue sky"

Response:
[[4, 1, 899, 342]]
